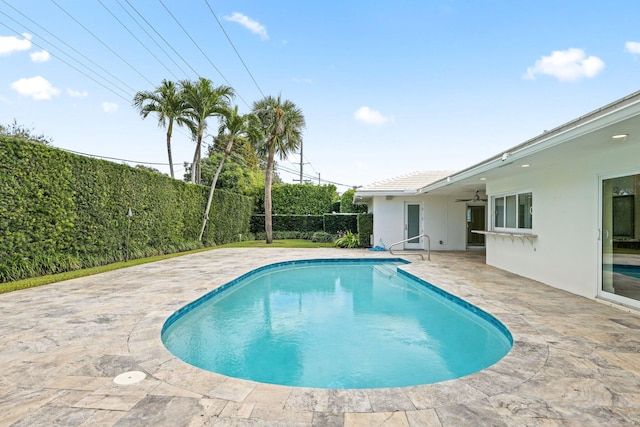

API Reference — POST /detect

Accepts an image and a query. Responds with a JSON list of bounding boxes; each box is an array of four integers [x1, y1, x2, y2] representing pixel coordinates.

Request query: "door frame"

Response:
[[404, 202, 423, 249], [598, 170, 640, 310], [466, 204, 486, 249]]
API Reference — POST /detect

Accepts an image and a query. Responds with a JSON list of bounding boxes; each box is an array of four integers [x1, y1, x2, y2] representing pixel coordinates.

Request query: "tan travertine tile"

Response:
[[244, 383, 292, 406], [72, 394, 142, 411], [2, 248, 640, 426], [218, 401, 254, 418], [344, 411, 410, 426]]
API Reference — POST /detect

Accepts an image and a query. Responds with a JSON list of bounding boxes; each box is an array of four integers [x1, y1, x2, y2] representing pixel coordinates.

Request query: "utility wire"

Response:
[[115, 0, 190, 79], [60, 147, 183, 166], [0, 20, 131, 102], [203, 0, 266, 100], [123, 0, 201, 78], [277, 164, 353, 188], [50, 0, 155, 87], [97, 0, 179, 81], [0, 0, 135, 95], [157, 0, 252, 108]]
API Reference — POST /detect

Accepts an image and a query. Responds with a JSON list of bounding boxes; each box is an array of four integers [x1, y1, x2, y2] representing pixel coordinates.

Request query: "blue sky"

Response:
[[2, 1, 640, 191]]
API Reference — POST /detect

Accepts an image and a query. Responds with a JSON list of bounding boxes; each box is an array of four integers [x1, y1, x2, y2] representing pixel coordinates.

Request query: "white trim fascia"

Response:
[[418, 92, 640, 194]]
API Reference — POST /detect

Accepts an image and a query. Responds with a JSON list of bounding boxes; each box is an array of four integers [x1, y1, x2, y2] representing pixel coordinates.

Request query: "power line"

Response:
[[123, 0, 201, 78], [59, 147, 183, 166], [277, 164, 353, 188], [203, 0, 266, 100], [50, 0, 155, 87], [157, 0, 252, 108], [97, 0, 179, 81], [0, 20, 131, 102], [0, 2, 134, 97], [115, 0, 191, 79]]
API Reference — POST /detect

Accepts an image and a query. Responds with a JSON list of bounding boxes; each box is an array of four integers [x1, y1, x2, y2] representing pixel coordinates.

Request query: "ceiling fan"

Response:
[[455, 190, 487, 203]]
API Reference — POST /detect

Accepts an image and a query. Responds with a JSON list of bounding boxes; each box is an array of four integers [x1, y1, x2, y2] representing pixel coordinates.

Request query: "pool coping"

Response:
[[160, 258, 515, 391], [128, 253, 547, 414]]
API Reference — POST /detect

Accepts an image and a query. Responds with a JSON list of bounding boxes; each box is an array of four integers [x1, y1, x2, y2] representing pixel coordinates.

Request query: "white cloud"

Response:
[[102, 102, 118, 113], [224, 12, 268, 40], [524, 48, 604, 82], [0, 33, 32, 55], [29, 49, 50, 63], [11, 76, 60, 100], [354, 106, 393, 125], [67, 88, 88, 98], [625, 41, 640, 55]]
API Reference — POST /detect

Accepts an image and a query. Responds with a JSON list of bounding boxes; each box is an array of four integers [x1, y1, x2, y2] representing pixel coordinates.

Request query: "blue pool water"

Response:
[[608, 263, 640, 279], [162, 259, 512, 389]]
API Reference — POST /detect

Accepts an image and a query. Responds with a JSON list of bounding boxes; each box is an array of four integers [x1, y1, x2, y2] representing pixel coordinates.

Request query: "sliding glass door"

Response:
[[601, 174, 640, 306]]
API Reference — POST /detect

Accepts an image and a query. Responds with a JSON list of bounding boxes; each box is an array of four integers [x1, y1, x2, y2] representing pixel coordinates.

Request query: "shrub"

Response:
[[335, 230, 360, 248], [311, 231, 335, 243], [357, 213, 374, 248]]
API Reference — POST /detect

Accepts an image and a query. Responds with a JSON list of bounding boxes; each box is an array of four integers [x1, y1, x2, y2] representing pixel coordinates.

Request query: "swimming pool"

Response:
[[162, 259, 512, 389]]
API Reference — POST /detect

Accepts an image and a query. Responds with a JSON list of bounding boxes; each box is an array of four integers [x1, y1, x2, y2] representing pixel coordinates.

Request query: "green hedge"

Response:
[[323, 214, 358, 234], [254, 183, 337, 214], [357, 213, 373, 247], [250, 215, 323, 233], [0, 138, 252, 282]]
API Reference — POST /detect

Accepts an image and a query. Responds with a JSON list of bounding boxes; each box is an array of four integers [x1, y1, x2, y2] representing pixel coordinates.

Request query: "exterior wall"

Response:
[[486, 141, 640, 299], [371, 195, 468, 251]]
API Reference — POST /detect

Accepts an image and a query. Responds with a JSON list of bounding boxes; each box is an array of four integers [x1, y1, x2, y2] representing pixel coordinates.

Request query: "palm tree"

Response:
[[251, 95, 305, 243], [132, 80, 187, 179], [199, 105, 249, 241], [180, 78, 234, 184]]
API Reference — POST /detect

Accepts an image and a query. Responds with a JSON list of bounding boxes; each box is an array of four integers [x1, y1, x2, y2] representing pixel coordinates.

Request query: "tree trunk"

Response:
[[190, 144, 198, 183], [190, 134, 203, 184], [166, 121, 174, 179], [198, 138, 234, 242], [264, 146, 276, 244]]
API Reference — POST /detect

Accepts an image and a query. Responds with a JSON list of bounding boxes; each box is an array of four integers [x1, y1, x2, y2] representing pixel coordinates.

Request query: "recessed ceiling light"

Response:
[[521, 164, 530, 168], [612, 134, 628, 140], [480, 177, 486, 181]]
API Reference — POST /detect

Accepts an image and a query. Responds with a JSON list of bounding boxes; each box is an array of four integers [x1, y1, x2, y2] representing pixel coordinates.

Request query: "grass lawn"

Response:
[[0, 240, 336, 294]]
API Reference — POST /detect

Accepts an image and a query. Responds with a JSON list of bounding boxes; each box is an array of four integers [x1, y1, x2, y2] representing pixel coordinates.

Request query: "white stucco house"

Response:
[[354, 90, 640, 311]]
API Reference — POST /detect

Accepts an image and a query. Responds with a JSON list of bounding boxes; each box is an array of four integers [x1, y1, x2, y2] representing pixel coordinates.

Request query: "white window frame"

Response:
[[491, 191, 533, 233]]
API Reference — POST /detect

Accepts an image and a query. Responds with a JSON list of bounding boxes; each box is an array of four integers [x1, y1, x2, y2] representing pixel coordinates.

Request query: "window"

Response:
[[493, 192, 532, 230]]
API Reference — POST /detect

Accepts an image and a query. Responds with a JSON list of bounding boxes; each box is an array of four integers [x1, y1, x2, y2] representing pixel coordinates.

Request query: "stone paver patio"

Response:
[[1, 248, 639, 426]]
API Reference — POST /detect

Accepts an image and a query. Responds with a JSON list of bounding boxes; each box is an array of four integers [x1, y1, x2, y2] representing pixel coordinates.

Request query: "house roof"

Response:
[[356, 171, 455, 195], [355, 89, 640, 201]]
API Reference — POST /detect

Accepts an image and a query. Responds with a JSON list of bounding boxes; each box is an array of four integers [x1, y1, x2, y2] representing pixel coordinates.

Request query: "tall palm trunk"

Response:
[[190, 144, 199, 183], [199, 139, 234, 242], [264, 144, 276, 244], [190, 134, 203, 184], [166, 120, 174, 179]]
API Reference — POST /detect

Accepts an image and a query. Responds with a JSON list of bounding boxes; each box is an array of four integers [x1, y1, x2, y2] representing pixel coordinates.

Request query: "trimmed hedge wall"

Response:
[[250, 215, 323, 233], [323, 214, 358, 234], [357, 213, 373, 247], [250, 213, 359, 235], [254, 183, 336, 214], [0, 138, 252, 282]]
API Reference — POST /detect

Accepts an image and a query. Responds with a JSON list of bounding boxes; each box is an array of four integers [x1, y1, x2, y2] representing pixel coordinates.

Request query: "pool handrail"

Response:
[[388, 234, 430, 261]]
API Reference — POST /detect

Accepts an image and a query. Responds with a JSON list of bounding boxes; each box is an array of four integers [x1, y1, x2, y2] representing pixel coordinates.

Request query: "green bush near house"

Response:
[[323, 213, 358, 235], [0, 137, 252, 282], [357, 213, 373, 248]]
